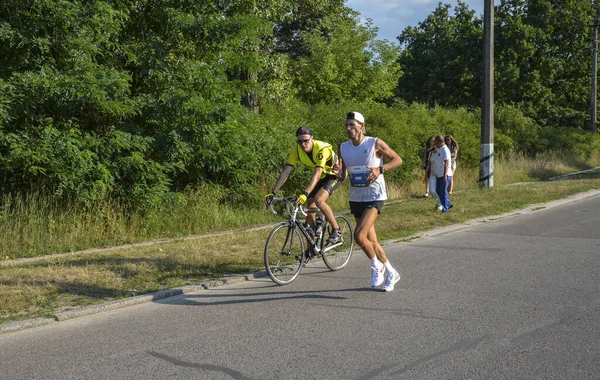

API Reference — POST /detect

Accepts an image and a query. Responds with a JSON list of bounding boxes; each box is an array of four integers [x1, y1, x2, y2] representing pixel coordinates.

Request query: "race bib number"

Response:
[[348, 166, 369, 187]]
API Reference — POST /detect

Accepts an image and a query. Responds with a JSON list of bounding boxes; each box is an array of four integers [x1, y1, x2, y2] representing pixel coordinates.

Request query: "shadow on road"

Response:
[[153, 286, 373, 307]]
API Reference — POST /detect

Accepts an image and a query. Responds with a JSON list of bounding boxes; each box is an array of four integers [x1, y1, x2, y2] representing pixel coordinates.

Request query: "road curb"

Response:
[[0, 272, 268, 335], [2, 188, 600, 335]]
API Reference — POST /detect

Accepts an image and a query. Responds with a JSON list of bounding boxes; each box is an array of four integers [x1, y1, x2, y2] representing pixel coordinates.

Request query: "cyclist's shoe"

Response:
[[382, 269, 401, 292], [371, 264, 385, 287], [326, 229, 342, 245]]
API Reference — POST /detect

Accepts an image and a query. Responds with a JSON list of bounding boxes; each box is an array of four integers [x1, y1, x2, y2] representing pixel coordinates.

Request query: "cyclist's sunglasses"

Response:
[[297, 138, 311, 145]]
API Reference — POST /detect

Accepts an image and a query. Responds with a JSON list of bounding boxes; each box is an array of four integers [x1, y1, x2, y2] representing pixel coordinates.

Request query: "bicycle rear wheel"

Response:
[[264, 223, 305, 285], [321, 214, 354, 270]]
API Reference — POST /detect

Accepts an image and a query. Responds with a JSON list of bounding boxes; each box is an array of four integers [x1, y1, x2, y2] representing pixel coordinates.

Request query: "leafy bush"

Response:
[[494, 105, 540, 156]]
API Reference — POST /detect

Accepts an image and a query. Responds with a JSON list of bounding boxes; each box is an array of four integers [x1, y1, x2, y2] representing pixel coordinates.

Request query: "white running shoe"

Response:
[[437, 205, 443, 211], [382, 270, 401, 292], [371, 264, 385, 287]]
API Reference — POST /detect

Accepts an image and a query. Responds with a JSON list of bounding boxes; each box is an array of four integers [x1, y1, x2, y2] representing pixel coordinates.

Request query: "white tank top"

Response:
[[340, 136, 387, 202]]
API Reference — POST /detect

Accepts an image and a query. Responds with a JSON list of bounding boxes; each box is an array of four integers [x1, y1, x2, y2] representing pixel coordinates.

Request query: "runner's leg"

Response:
[[353, 207, 379, 259], [354, 208, 384, 286]]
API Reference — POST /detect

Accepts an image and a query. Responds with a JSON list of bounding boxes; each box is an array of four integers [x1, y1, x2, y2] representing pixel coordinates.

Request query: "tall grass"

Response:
[[494, 151, 600, 183], [1, 154, 599, 260], [0, 185, 270, 260]]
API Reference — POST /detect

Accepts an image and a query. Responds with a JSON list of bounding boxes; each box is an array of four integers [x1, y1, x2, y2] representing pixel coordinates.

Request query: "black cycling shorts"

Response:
[[308, 175, 340, 198], [349, 201, 384, 219]]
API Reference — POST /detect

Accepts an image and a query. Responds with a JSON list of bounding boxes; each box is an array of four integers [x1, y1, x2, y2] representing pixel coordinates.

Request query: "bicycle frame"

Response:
[[265, 196, 354, 285], [269, 198, 335, 254]]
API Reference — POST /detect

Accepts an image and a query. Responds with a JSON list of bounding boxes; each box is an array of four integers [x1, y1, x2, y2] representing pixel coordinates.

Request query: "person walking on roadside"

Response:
[[265, 126, 343, 246], [421, 136, 436, 197], [426, 143, 441, 210], [445, 135, 459, 194], [431, 135, 453, 212], [337, 112, 403, 292]]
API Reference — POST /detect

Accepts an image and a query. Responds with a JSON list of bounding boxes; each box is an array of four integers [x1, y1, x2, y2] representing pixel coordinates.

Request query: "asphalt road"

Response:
[[1, 193, 599, 380]]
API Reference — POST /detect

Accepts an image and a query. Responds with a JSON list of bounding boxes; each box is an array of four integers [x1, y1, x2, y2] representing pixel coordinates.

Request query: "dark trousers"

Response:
[[436, 176, 453, 212]]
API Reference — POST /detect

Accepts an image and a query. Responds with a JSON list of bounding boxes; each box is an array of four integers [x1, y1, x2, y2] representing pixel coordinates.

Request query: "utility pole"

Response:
[[591, 3, 599, 134], [480, 0, 494, 187]]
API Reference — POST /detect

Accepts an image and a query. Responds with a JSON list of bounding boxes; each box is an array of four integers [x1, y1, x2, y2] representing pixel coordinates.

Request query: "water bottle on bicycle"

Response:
[[314, 216, 324, 243], [303, 214, 324, 262]]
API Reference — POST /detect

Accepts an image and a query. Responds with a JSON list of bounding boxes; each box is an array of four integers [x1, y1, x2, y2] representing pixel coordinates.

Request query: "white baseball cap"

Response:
[[346, 111, 365, 124]]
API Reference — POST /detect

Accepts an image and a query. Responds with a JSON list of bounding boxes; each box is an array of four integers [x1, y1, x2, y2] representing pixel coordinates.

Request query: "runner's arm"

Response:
[[376, 138, 402, 171], [366, 138, 402, 181]]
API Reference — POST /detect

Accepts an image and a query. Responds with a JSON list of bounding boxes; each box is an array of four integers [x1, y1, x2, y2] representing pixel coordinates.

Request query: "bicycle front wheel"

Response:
[[264, 223, 305, 285], [321, 214, 354, 270]]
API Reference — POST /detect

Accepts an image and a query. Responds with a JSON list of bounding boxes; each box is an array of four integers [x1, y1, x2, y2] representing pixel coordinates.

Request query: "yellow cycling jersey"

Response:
[[286, 139, 339, 179]]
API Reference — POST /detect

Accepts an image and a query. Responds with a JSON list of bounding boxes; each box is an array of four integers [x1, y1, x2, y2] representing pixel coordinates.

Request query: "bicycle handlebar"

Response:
[[268, 197, 308, 217]]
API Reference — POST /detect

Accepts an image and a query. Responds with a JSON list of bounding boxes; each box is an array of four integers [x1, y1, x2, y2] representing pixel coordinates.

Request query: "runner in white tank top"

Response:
[[340, 136, 387, 202], [337, 112, 404, 292]]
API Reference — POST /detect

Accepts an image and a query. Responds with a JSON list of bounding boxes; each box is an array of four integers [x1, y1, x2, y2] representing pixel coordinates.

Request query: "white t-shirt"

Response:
[[431, 145, 452, 177]]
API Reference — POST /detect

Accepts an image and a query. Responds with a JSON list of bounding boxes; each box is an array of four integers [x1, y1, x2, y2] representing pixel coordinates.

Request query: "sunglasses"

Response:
[[297, 138, 311, 145]]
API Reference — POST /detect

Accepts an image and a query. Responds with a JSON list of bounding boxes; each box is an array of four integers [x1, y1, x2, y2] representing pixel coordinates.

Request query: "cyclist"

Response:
[[265, 126, 343, 246], [337, 112, 403, 292]]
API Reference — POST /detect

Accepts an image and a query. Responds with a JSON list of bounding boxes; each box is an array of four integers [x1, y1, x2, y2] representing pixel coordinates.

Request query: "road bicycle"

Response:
[[264, 197, 354, 285]]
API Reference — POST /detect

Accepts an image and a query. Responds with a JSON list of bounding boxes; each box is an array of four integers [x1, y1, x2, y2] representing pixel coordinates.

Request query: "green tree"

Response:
[[495, 0, 593, 128], [397, 0, 595, 130], [0, 0, 406, 208], [0, 0, 145, 202], [290, 9, 402, 104], [397, 1, 482, 108]]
